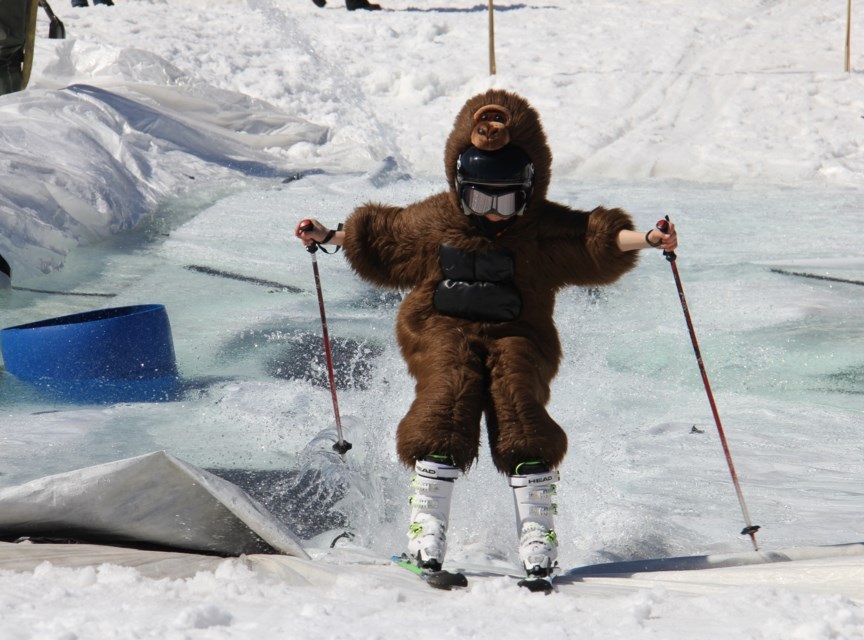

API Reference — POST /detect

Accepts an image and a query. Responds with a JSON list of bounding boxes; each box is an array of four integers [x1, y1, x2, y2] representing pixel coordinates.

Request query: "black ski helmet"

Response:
[[455, 145, 534, 190]]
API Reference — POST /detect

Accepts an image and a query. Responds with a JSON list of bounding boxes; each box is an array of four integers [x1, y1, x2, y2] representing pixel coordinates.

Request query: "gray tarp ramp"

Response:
[[0, 451, 308, 559]]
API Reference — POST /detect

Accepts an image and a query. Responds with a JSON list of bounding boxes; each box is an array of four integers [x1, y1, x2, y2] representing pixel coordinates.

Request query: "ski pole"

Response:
[[656, 216, 760, 551], [299, 220, 352, 457]]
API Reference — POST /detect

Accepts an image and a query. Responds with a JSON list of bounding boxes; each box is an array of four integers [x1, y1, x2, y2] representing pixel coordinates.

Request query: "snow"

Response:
[[1, 0, 863, 638]]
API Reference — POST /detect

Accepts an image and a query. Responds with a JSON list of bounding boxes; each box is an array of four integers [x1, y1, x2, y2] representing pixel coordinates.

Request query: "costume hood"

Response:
[[444, 90, 554, 215]]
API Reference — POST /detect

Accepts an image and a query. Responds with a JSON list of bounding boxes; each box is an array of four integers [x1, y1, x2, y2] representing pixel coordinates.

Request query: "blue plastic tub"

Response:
[[1, 304, 179, 403]]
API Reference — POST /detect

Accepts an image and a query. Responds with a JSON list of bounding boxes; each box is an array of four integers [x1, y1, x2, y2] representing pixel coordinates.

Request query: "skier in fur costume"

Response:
[[296, 89, 677, 581]]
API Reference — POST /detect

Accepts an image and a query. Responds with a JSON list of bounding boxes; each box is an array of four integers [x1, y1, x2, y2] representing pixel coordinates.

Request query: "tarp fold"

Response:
[[0, 451, 308, 558]]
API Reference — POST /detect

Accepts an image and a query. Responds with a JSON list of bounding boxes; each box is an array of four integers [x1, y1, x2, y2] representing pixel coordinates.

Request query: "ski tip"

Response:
[[391, 554, 468, 589], [391, 554, 423, 575]]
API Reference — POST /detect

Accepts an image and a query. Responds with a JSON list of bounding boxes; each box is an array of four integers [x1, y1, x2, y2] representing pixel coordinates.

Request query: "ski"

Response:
[[391, 554, 468, 590]]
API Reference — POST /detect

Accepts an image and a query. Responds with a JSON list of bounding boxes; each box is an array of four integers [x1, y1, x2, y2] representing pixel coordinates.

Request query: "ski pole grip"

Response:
[[299, 220, 318, 254], [656, 215, 677, 262]]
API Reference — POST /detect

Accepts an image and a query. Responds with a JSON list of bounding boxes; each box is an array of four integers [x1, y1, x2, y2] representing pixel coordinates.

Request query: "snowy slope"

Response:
[[3, 0, 863, 277], [1, 540, 863, 639]]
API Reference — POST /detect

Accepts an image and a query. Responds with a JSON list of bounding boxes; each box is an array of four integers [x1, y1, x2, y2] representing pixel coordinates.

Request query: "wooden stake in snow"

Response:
[[845, 0, 852, 72], [488, 0, 497, 76]]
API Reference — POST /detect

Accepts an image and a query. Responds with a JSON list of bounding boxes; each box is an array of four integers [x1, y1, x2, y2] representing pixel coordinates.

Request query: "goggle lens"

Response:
[[460, 186, 527, 217]]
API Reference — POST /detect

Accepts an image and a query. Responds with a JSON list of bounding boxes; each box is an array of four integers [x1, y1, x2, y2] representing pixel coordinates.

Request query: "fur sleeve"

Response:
[[535, 203, 639, 288], [341, 193, 449, 289]]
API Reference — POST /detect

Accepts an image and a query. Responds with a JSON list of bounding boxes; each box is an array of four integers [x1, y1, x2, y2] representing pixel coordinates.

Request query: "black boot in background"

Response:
[[346, 0, 381, 10]]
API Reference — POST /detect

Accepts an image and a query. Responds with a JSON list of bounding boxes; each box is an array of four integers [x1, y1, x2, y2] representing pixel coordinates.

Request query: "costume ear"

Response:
[[470, 105, 512, 151]]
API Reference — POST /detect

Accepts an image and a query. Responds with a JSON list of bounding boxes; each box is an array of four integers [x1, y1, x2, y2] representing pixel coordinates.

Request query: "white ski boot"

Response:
[[406, 457, 458, 571], [509, 462, 559, 578]]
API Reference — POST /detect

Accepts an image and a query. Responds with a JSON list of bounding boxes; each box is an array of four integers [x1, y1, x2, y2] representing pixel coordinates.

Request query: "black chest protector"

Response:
[[433, 245, 522, 322]]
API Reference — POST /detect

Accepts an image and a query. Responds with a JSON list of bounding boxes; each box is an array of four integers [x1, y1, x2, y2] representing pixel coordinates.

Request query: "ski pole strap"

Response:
[[645, 229, 662, 248], [299, 221, 342, 254], [316, 223, 343, 254]]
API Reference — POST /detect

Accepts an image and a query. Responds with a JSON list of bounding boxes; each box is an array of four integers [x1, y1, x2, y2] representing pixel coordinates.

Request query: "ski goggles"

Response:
[[459, 185, 528, 218]]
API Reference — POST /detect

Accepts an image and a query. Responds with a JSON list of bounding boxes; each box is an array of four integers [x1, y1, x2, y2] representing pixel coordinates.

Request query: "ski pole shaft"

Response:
[[300, 221, 352, 456], [656, 216, 760, 550]]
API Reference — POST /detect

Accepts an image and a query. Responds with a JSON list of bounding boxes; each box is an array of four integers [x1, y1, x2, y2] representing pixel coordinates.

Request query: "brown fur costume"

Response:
[[342, 89, 638, 475]]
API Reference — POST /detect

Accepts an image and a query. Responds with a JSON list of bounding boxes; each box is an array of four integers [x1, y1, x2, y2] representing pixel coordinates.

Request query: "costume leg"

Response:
[[396, 343, 486, 471], [484, 336, 567, 474]]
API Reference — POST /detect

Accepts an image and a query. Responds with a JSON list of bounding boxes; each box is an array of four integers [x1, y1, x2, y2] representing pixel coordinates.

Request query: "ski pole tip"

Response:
[[333, 440, 353, 455]]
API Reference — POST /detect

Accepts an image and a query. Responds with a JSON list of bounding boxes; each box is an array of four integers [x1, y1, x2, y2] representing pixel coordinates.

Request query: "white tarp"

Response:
[[0, 451, 307, 558]]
